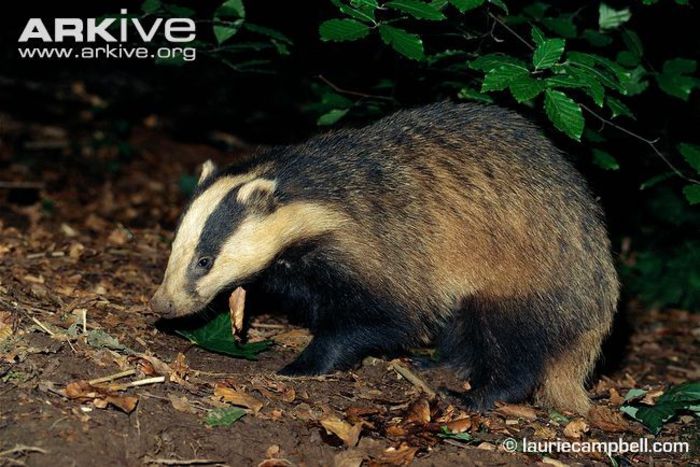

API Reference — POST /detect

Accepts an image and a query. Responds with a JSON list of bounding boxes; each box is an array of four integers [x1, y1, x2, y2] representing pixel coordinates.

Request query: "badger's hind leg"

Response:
[[534, 329, 606, 414], [439, 293, 573, 411]]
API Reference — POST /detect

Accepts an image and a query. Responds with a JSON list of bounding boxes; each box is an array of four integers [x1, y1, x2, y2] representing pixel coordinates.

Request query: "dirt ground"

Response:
[[0, 108, 698, 466]]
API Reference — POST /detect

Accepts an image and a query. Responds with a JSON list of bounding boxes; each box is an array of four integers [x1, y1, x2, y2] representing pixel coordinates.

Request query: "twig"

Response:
[[28, 316, 55, 337], [108, 376, 165, 390], [488, 12, 699, 185], [488, 12, 534, 51], [250, 322, 287, 329], [88, 369, 137, 385], [390, 361, 436, 398], [581, 104, 699, 184], [0, 445, 48, 457], [318, 75, 394, 101], [142, 457, 225, 465]]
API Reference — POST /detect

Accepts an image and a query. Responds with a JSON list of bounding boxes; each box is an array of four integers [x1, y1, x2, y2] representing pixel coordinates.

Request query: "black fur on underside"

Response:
[[253, 240, 430, 375]]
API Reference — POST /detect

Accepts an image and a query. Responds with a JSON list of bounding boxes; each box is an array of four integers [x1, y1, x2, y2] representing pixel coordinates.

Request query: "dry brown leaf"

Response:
[[320, 415, 362, 447], [0, 311, 15, 344], [405, 398, 430, 425], [334, 450, 364, 467], [542, 456, 569, 467], [64, 380, 138, 414], [608, 387, 624, 406], [532, 423, 557, 439], [214, 384, 264, 414], [495, 403, 537, 421], [445, 417, 471, 433], [229, 287, 246, 338], [385, 424, 407, 438], [563, 419, 589, 438], [272, 328, 312, 349], [476, 442, 496, 450], [169, 394, 197, 414], [374, 443, 417, 466], [587, 405, 629, 433]]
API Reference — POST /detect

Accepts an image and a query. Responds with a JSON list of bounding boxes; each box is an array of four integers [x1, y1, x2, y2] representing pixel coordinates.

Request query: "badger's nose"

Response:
[[149, 291, 175, 318]]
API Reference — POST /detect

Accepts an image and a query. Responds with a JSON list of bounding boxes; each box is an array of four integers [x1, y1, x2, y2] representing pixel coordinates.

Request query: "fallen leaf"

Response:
[[229, 287, 246, 338], [272, 328, 312, 349], [563, 419, 589, 438], [495, 403, 537, 421], [374, 443, 417, 465], [405, 398, 431, 424], [609, 387, 624, 406], [64, 380, 138, 414], [476, 442, 496, 450], [205, 407, 246, 427], [445, 417, 472, 433], [0, 311, 15, 344], [320, 415, 362, 447], [169, 394, 197, 414], [588, 405, 629, 433], [214, 383, 264, 414]]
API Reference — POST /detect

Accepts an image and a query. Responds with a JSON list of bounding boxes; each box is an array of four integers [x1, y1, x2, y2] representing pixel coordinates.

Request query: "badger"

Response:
[[150, 102, 619, 414]]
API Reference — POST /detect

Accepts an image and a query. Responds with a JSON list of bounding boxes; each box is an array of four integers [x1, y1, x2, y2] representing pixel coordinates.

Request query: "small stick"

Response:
[[28, 316, 55, 337], [81, 309, 87, 335], [0, 445, 48, 457], [143, 457, 225, 465], [88, 369, 137, 385], [390, 361, 436, 398], [250, 323, 287, 329], [108, 376, 165, 390]]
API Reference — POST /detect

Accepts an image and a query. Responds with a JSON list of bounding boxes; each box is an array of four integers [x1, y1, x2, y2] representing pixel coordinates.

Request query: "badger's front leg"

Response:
[[278, 323, 409, 376]]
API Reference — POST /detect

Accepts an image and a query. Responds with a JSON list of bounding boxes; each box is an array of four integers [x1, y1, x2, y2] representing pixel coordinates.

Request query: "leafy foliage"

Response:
[[176, 312, 272, 360], [205, 407, 247, 427], [141, 0, 700, 311], [621, 382, 700, 434]]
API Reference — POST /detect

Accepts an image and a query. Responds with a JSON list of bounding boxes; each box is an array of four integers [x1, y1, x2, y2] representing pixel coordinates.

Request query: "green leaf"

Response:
[[592, 149, 619, 170], [488, 0, 508, 14], [684, 185, 700, 205], [621, 382, 700, 434], [544, 89, 584, 141], [386, 0, 446, 20], [448, 0, 485, 12], [523, 2, 549, 20], [176, 312, 272, 360], [330, 0, 376, 22], [617, 50, 640, 67], [205, 407, 247, 427], [141, 0, 161, 14], [621, 29, 644, 57], [378, 25, 424, 60], [548, 67, 605, 107], [582, 29, 612, 47], [457, 87, 494, 103], [317, 108, 349, 126], [656, 58, 699, 101], [509, 75, 545, 102], [213, 0, 245, 45], [319, 19, 370, 41], [607, 96, 634, 119], [640, 172, 674, 190], [542, 16, 577, 39], [679, 143, 700, 174], [533, 38, 565, 70], [530, 26, 545, 46], [599, 3, 631, 30], [481, 63, 529, 92], [469, 54, 527, 72], [438, 425, 478, 442]]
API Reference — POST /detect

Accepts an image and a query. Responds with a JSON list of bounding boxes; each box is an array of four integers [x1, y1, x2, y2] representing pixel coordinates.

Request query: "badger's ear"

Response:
[[237, 178, 278, 213], [198, 159, 217, 184]]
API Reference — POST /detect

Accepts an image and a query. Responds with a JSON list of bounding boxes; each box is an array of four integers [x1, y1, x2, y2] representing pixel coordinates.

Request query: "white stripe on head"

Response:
[[160, 173, 257, 304], [195, 202, 348, 299]]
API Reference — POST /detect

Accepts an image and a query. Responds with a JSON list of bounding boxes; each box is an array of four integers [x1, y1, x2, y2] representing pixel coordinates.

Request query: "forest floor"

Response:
[[0, 106, 699, 466]]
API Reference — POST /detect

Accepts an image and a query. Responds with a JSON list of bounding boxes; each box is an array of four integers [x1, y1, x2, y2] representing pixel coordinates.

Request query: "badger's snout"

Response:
[[149, 289, 176, 318]]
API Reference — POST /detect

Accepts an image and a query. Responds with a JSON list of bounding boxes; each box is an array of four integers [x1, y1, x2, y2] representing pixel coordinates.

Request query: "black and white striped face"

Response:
[[150, 160, 347, 318]]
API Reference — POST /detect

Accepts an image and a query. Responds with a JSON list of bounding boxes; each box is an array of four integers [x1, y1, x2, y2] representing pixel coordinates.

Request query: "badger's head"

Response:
[[150, 159, 345, 318]]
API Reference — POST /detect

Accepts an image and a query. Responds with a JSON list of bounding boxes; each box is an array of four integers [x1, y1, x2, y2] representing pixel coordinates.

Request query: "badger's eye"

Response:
[[196, 257, 212, 269]]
